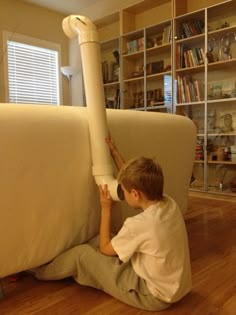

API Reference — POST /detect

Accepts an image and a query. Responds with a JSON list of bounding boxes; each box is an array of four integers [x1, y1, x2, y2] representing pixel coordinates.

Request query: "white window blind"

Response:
[[7, 40, 60, 105]]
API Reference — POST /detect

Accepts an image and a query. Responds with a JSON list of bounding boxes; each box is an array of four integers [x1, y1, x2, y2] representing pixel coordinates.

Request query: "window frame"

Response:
[[3, 31, 63, 105]]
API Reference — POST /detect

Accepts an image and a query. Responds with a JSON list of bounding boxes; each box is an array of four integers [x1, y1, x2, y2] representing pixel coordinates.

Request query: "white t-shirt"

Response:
[[111, 195, 192, 303]]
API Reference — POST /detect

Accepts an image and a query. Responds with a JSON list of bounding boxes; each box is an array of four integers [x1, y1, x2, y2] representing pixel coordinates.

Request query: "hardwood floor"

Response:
[[1, 195, 236, 315]]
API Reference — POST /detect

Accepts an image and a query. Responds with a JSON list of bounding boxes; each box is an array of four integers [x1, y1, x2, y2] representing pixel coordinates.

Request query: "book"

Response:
[[194, 80, 201, 102]]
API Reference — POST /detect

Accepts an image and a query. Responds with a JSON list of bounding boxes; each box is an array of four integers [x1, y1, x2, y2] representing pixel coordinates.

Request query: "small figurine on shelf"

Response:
[[112, 50, 120, 66], [153, 36, 162, 47], [219, 32, 236, 60], [216, 164, 228, 191], [219, 21, 230, 29], [207, 37, 217, 63], [221, 113, 234, 132]]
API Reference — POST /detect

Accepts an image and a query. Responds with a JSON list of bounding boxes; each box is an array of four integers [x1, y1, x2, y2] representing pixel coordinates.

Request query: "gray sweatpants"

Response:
[[35, 236, 170, 311]]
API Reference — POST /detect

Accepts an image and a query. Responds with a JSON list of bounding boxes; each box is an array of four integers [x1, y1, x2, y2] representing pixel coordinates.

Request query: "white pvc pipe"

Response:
[[62, 15, 120, 201]]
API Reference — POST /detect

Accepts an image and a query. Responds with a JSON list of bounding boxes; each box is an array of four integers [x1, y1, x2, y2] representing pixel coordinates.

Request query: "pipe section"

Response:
[[62, 15, 121, 201]]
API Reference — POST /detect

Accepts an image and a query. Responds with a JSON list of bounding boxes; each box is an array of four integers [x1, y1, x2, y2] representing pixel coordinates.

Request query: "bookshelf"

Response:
[[174, 0, 236, 196], [94, 0, 236, 197]]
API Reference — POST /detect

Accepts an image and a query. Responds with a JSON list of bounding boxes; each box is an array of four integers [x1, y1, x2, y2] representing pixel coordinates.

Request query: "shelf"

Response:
[[104, 81, 119, 87], [207, 133, 236, 137], [207, 97, 236, 104], [123, 50, 144, 58], [175, 6, 205, 20], [175, 101, 205, 106], [128, 104, 168, 111], [190, 186, 236, 196], [176, 64, 205, 74], [175, 98, 236, 107], [207, 58, 236, 71], [147, 70, 172, 80], [146, 43, 171, 55], [175, 33, 204, 44], [208, 24, 236, 37], [189, 187, 205, 193], [147, 104, 166, 109], [128, 106, 146, 111], [207, 161, 236, 165], [205, 188, 236, 197], [123, 76, 144, 83]]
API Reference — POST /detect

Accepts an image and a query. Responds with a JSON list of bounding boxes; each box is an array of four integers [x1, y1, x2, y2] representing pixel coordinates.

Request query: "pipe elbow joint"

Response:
[[62, 15, 99, 44], [95, 175, 124, 201]]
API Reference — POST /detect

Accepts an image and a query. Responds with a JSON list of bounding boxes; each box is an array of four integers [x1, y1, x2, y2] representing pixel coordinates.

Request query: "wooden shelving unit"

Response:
[[94, 0, 236, 197]]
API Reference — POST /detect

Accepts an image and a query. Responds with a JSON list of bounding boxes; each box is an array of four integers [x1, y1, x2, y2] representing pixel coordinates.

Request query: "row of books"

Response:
[[177, 45, 204, 68], [177, 75, 201, 103], [126, 24, 171, 54], [126, 37, 144, 54], [102, 61, 119, 84], [179, 20, 204, 39]]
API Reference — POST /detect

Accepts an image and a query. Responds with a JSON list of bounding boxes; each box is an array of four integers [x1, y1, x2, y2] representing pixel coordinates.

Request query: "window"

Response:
[[4, 32, 61, 105]]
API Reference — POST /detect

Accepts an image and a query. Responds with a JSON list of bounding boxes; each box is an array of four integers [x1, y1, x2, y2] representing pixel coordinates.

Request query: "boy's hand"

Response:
[[98, 184, 113, 209]]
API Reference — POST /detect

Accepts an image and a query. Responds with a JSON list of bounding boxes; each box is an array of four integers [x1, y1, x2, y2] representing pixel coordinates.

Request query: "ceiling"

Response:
[[23, 0, 102, 15]]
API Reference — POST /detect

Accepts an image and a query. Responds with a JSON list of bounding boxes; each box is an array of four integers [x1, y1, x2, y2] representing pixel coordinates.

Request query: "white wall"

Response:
[[69, 39, 84, 106]]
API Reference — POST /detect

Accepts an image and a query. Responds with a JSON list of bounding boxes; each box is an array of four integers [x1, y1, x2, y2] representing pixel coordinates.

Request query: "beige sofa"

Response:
[[0, 104, 196, 279]]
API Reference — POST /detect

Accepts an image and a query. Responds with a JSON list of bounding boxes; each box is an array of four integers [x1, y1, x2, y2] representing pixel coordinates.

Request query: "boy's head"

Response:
[[118, 156, 164, 203]]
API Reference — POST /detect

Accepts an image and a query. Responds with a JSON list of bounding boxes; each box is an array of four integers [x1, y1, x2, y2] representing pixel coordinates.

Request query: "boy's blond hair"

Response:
[[118, 156, 164, 200]]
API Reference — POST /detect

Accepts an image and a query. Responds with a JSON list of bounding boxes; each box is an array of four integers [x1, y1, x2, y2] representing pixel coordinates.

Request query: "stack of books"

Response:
[[176, 45, 204, 69], [180, 19, 204, 38], [177, 75, 201, 103]]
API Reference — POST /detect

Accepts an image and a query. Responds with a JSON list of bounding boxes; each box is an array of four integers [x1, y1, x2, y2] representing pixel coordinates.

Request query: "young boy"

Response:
[[34, 136, 192, 311]]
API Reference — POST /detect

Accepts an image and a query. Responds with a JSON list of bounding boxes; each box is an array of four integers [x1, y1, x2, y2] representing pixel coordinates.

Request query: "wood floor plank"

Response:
[[0, 195, 236, 315]]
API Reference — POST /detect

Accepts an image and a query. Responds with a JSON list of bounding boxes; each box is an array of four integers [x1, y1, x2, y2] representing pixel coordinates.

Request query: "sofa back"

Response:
[[0, 104, 196, 277]]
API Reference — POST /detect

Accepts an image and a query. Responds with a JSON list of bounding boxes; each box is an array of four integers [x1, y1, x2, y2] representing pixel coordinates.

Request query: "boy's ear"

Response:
[[131, 189, 141, 200]]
